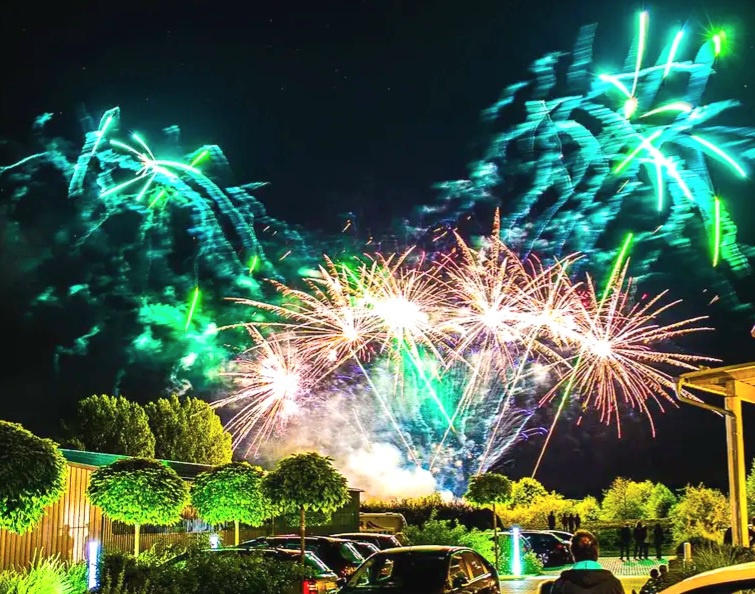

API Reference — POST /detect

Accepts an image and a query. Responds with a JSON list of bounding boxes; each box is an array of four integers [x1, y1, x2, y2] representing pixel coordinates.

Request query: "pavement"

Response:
[[500, 557, 672, 594]]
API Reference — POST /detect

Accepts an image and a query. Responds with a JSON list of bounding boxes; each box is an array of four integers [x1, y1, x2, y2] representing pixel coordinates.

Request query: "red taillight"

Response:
[[302, 579, 318, 594]]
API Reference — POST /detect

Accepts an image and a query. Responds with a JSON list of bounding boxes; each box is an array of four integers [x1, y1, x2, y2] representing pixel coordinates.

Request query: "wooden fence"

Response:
[[0, 463, 103, 569]]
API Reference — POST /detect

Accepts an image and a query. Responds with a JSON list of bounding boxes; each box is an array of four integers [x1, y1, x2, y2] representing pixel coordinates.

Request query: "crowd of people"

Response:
[[619, 521, 666, 561]]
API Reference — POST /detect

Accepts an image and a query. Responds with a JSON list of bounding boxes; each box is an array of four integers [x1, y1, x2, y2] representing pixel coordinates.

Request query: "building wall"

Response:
[[1, 462, 361, 569], [0, 463, 103, 570]]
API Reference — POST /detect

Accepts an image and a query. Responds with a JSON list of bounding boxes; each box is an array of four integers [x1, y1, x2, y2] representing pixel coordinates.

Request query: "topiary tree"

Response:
[[145, 395, 232, 465], [191, 462, 268, 545], [0, 421, 67, 534], [86, 458, 189, 555], [262, 452, 349, 559], [69, 394, 155, 457], [465, 472, 512, 569]]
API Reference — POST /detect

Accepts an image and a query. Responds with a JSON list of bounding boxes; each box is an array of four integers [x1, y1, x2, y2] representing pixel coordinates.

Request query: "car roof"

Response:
[[661, 562, 755, 594], [250, 535, 351, 543], [334, 533, 397, 538], [377, 546, 471, 555]]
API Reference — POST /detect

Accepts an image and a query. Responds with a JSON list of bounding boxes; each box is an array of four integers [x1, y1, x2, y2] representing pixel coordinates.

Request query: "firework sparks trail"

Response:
[[217, 216, 714, 487]]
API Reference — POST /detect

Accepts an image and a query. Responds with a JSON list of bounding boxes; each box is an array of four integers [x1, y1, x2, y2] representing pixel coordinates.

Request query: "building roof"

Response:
[[61, 449, 214, 480], [60, 449, 363, 490]]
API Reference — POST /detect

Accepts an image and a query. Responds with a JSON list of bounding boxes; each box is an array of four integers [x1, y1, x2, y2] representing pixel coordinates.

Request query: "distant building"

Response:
[[0, 449, 361, 569]]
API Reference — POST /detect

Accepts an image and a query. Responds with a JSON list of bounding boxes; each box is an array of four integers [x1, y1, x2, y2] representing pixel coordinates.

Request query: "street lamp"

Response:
[[676, 362, 755, 547]]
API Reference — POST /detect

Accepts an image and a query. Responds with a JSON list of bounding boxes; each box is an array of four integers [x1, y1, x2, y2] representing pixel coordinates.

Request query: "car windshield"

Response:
[[304, 552, 332, 575], [346, 552, 447, 590], [341, 542, 365, 564]]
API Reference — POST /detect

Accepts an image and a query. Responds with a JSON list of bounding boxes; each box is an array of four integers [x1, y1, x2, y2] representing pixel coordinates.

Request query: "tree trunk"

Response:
[[235, 519, 240, 546], [492, 504, 499, 571], [134, 524, 141, 557], [299, 507, 306, 563]]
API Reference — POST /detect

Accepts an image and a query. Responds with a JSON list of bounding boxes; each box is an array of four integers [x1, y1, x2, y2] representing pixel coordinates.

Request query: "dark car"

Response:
[[521, 531, 573, 567], [349, 541, 380, 560], [340, 546, 500, 594], [333, 533, 402, 550], [240, 535, 364, 578]]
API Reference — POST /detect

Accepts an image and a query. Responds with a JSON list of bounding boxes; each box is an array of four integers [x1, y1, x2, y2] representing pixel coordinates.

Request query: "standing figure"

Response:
[[653, 524, 664, 560], [561, 513, 569, 531], [574, 513, 582, 530], [634, 521, 647, 560], [548, 511, 556, 531], [619, 523, 632, 561], [568, 514, 575, 533]]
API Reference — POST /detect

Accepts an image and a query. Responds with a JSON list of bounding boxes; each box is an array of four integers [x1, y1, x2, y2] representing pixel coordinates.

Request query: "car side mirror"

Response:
[[452, 575, 469, 589]]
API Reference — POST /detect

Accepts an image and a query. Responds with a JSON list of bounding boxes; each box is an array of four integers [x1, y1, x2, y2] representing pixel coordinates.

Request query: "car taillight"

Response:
[[302, 579, 318, 594], [555, 543, 565, 550]]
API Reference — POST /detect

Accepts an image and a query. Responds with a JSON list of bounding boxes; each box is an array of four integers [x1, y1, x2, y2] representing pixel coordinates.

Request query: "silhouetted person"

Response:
[[568, 513, 576, 533], [653, 524, 664, 560], [639, 569, 660, 594], [549, 511, 557, 531], [724, 526, 733, 546], [575, 513, 582, 530], [548, 530, 624, 594], [619, 523, 632, 561], [633, 521, 647, 560], [562, 513, 569, 531], [657, 565, 668, 589]]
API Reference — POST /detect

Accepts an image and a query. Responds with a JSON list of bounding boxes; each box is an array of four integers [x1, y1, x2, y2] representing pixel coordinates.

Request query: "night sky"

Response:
[[2, 0, 755, 498]]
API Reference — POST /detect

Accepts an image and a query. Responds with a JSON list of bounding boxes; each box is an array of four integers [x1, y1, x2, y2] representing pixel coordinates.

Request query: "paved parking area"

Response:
[[542, 557, 672, 577]]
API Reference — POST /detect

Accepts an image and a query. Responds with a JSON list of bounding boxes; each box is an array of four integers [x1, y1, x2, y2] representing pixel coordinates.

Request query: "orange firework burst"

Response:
[[542, 263, 719, 436]]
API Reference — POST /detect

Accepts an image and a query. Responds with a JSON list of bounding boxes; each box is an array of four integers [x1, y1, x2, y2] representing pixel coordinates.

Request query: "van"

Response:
[[359, 512, 408, 535]]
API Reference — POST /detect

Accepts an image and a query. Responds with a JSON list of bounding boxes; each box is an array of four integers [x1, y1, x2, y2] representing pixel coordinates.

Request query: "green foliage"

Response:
[[670, 484, 728, 544], [465, 473, 512, 507], [644, 483, 677, 519], [262, 452, 349, 515], [97, 550, 310, 594], [509, 478, 547, 508], [191, 462, 267, 526], [600, 478, 654, 521], [403, 514, 542, 575], [70, 395, 155, 457], [0, 421, 67, 534], [87, 459, 189, 526], [746, 458, 755, 519], [574, 496, 601, 522], [0, 555, 86, 594], [144, 396, 231, 465], [362, 494, 486, 529], [498, 491, 569, 529], [664, 544, 755, 587]]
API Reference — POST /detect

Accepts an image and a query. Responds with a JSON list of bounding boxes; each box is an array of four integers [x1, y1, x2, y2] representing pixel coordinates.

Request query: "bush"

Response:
[[363, 494, 494, 529], [0, 554, 87, 594], [403, 512, 542, 576], [96, 549, 311, 594], [664, 543, 755, 587]]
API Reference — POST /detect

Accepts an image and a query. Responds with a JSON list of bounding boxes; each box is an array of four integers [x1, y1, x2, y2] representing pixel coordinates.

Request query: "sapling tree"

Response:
[[466, 472, 512, 570]]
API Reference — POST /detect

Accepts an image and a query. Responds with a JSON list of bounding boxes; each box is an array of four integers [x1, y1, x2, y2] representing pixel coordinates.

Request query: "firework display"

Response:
[[436, 12, 755, 289], [215, 219, 714, 491], [0, 9, 747, 493]]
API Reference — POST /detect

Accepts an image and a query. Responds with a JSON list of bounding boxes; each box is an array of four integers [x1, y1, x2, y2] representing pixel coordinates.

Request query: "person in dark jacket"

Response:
[[619, 523, 632, 561], [633, 521, 647, 560], [548, 530, 624, 594], [653, 524, 664, 560], [549, 511, 557, 531], [568, 514, 576, 533], [562, 513, 569, 531], [575, 513, 582, 530]]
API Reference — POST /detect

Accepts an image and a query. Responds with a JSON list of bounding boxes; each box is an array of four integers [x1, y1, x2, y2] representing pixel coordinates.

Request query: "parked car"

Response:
[[546, 530, 574, 542], [340, 545, 500, 593], [659, 561, 755, 594], [521, 530, 573, 567], [332, 533, 402, 550], [240, 535, 364, 578], [171, 547, 340, 594], [348, 540, 380, 559]]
